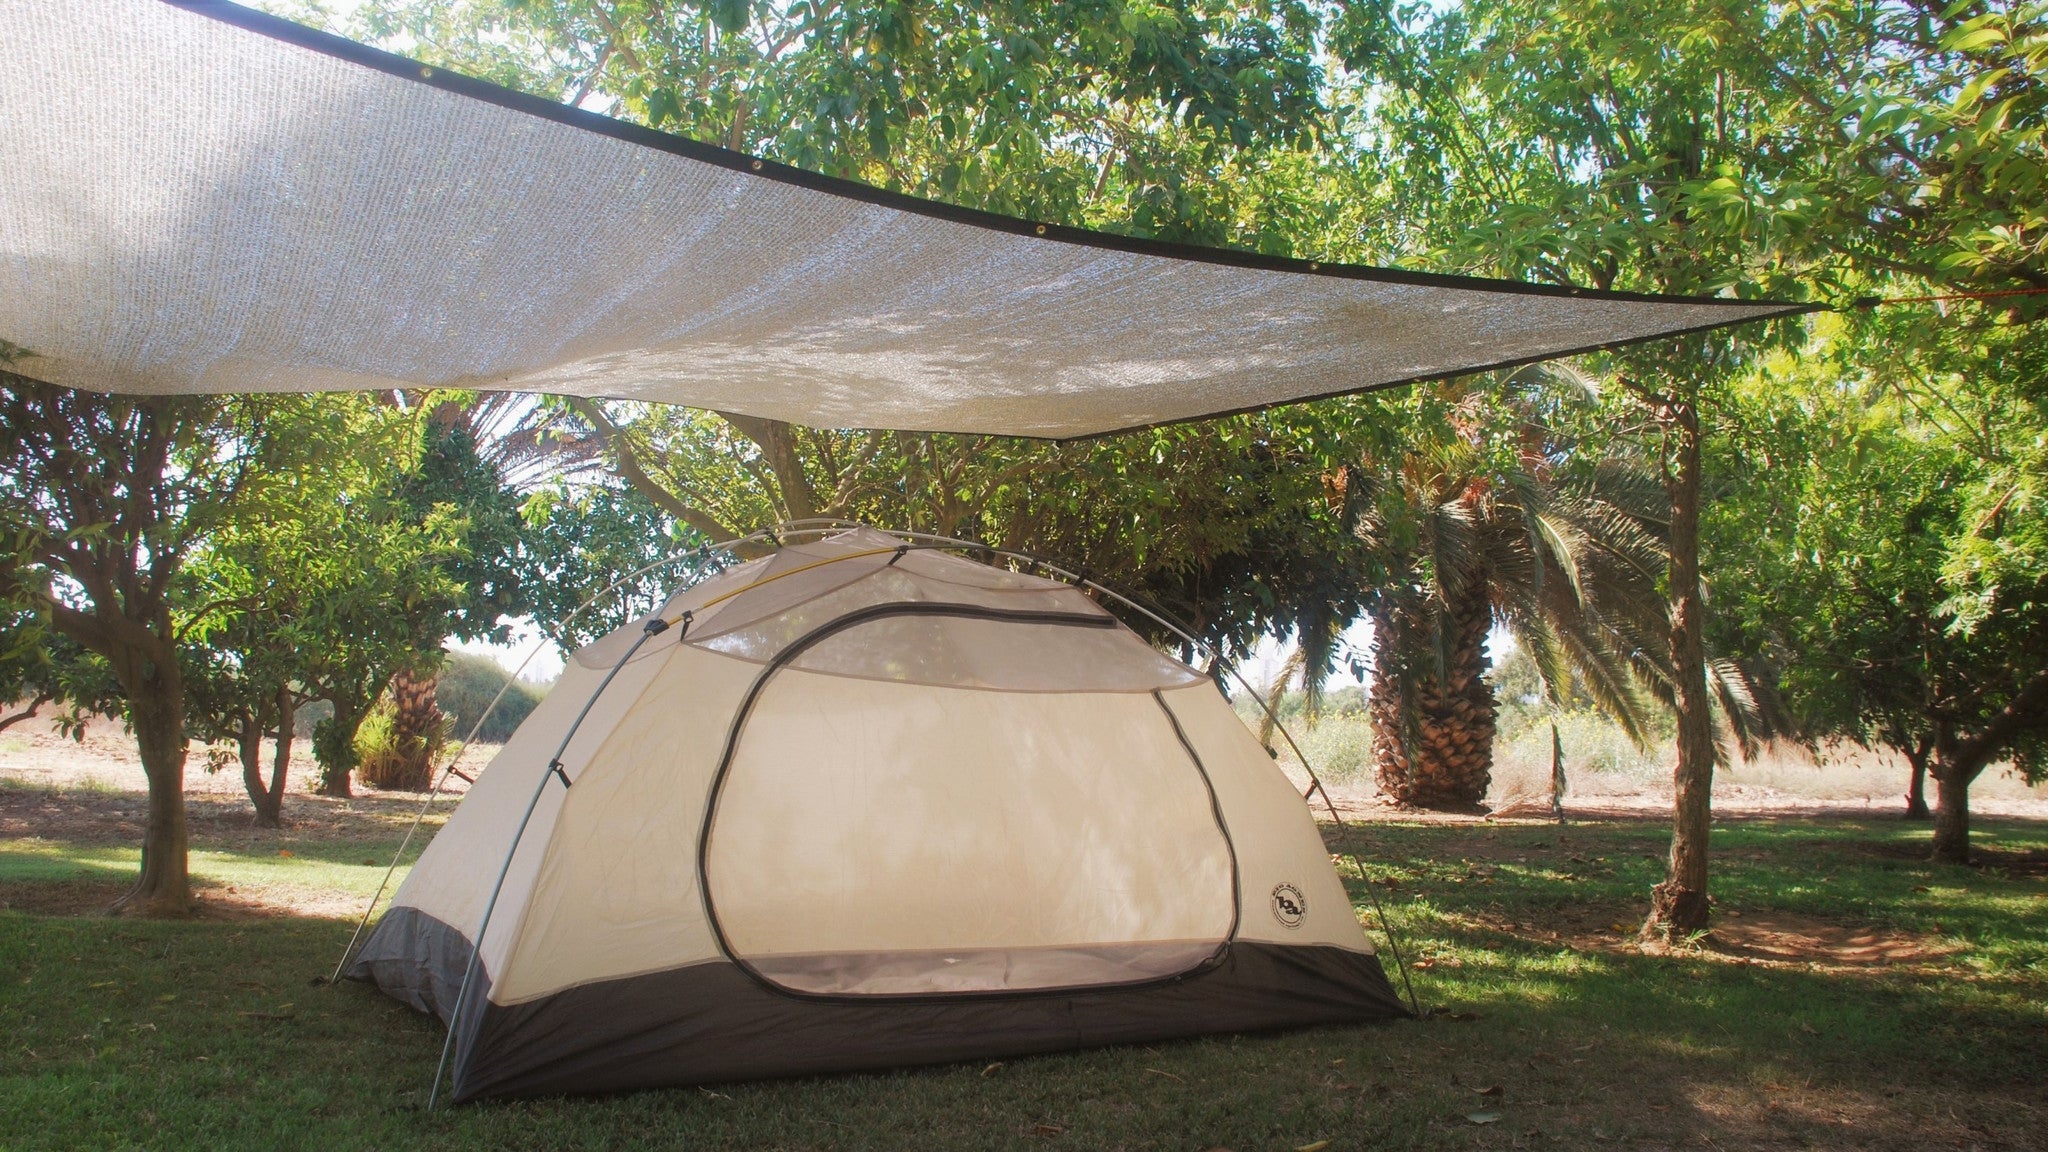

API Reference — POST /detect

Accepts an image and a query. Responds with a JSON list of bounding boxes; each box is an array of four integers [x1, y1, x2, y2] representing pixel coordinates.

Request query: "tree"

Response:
[[1711, 304, 2048, 864], [0, 374, 262, 914], [1332, 0, 1827, 936], [369, 406, 534, 789], [518, 478, 705, 650], [1355, 375, 1672, 809], [181, 592, 313, 828], [179, 395, 469, 801]]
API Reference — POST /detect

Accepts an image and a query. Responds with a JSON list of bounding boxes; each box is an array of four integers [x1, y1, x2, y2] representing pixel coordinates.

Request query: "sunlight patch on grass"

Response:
[[0, 840, 416, 903]]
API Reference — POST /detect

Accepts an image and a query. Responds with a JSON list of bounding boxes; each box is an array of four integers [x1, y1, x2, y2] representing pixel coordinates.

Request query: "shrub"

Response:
[[355, 697, 451, 791], [437, 650, 549, 744]]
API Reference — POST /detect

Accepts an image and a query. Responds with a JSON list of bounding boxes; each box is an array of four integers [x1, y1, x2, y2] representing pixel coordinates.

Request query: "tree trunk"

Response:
[[1930, 763, 1972, 864], [1902, 740, 1932, 821], [237, 713, 277, 828], [313, 705, 356, 798], [1550, 720, 1567, 824], [239, 690, 293, 827], [362, 664, 441, 792], [111, 666, 192, 916], [1648, 398, 1716, 941], [1371, 577, 1497, 810], [269, 691, 293, 817]]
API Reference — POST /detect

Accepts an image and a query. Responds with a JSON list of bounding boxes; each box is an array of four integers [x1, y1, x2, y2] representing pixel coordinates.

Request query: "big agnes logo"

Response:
[[1270, 883, 1306, 929]]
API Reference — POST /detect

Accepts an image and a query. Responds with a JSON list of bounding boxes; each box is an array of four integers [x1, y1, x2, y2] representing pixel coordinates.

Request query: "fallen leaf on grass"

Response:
[[1296, 1141, 1331, 1151], [1474, 1085, 1502, 1096], [1466, 1112, 1502, 1125], [88, 981, 117, 989], [981, 1062, 1003, 1077], [1026, 1123, 1064, 1137], [277, 850, 293, 858]]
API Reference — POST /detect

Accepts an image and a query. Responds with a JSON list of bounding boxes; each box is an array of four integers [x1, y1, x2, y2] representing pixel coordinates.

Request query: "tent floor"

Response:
[[349, 907, 1410, 1101]]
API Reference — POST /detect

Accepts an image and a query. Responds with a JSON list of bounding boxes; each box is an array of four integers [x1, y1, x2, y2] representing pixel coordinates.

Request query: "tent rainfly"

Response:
[[1, 0, 1812, 440], [346, 528, 1409, 1101]]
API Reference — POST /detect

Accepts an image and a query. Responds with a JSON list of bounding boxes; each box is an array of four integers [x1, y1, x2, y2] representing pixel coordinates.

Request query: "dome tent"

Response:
[[347, 527, 1408, 1102]]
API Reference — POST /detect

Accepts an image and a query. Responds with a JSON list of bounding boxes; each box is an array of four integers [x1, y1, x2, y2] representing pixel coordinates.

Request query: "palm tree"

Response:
[[1357, 439, 1670, 808], [1352, 372, 1779, 810]]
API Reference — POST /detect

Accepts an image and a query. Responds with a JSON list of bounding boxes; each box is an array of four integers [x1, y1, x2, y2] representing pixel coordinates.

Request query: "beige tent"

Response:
[[349, 527, 1406, 1101]]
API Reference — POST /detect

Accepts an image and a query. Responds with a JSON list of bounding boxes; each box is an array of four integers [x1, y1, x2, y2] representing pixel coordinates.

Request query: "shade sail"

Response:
[[0, 0, 1812, 439]]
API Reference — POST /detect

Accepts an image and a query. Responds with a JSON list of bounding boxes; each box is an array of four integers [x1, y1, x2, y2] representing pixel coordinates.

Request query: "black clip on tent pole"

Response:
[[425, 612, 680, 1110]]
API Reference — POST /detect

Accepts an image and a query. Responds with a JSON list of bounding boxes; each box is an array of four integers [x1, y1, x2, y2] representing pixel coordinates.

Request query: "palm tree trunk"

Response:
[[1371, 579, 1497, 809], [365, 664, 441, 791]]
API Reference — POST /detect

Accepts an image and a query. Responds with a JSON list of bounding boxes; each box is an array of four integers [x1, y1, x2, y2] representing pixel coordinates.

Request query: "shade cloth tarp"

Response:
[[0, 0, 1810, 439]]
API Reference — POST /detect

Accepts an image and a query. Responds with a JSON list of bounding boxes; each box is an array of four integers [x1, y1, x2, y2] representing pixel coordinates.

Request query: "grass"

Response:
[[2, 793, 2045, 1151], [0, 840, 417, 903]]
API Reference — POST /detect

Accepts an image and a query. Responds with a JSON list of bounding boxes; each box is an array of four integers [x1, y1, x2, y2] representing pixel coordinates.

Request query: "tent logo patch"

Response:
[[1270, 883, 1306, 929]]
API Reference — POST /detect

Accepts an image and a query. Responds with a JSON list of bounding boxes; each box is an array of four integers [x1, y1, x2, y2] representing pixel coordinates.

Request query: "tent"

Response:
[[2, 0, 1813, 439], [347, 527, 1409, 1101]]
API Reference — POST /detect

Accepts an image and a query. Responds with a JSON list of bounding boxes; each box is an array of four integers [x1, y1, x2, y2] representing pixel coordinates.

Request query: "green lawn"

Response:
[[2, 798, 2044, 1151]]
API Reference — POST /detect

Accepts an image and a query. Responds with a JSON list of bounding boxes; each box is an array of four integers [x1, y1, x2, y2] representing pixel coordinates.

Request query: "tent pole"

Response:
[[426, 613, 674, 1109], [328, 541, 741, 985]]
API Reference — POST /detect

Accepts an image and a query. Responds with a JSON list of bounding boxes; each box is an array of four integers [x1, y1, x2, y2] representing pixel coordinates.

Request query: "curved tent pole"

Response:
[[328, 527, 788, 983], [425, 612, 678, 1110]]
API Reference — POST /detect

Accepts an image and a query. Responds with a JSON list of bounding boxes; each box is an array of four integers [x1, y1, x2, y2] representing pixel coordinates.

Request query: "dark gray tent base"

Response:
[[350, 907, 1410, 1102]]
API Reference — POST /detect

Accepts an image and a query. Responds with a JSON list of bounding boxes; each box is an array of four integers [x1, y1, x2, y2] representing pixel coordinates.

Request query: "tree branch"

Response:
[[1943, 666, 2048, 782], [566, 397, 741, 542], [715, 411, 819, 521], [0, 689, 54, 735]]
